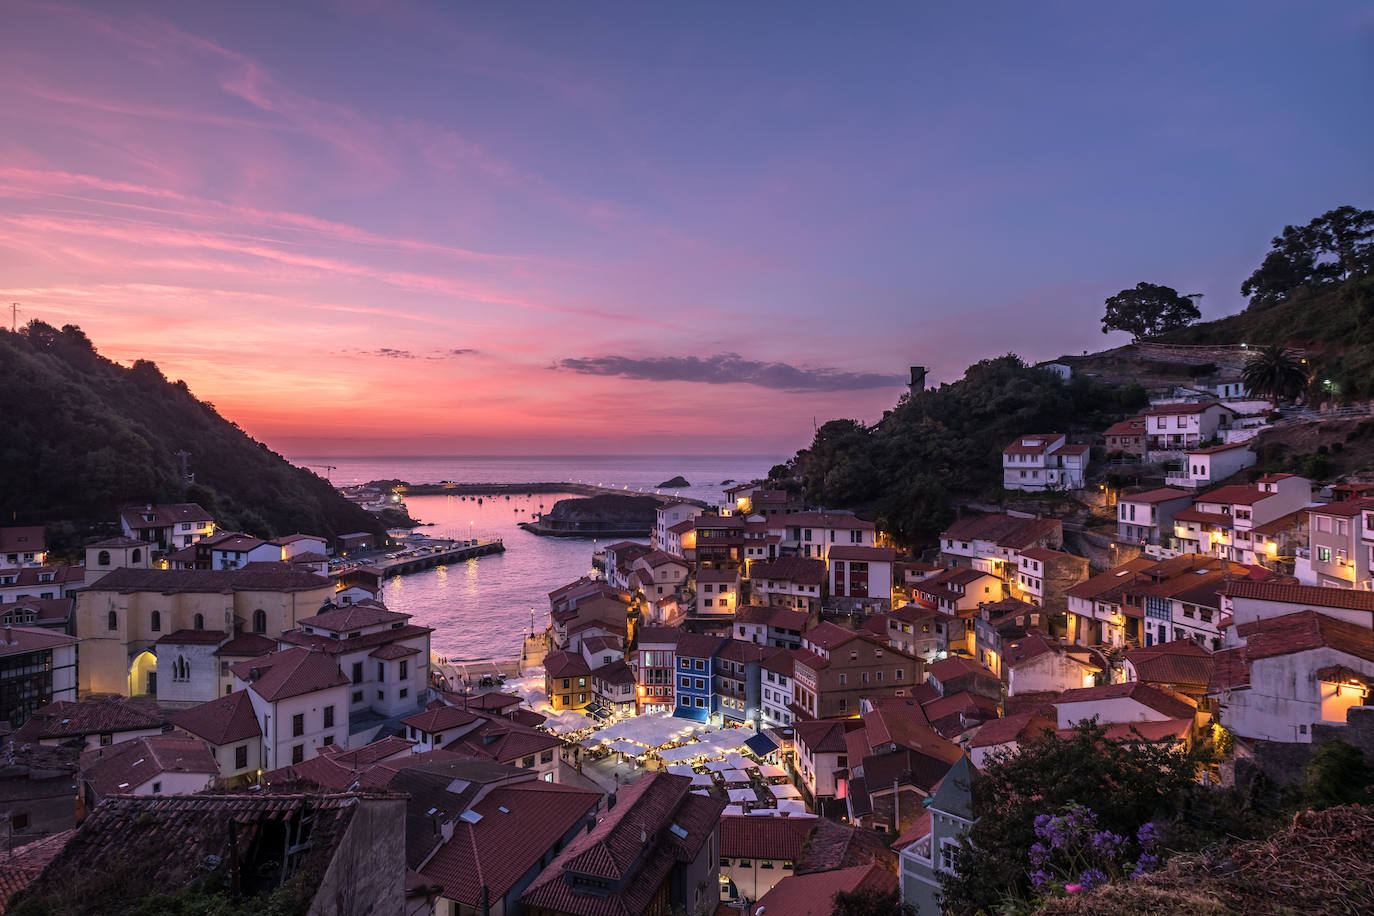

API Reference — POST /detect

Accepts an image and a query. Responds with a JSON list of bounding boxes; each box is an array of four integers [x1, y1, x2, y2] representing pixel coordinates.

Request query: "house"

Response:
[[400, 702, 482, 752], [1172, 476, 1312, 566], [887, 604, 955, 663], [1136, 556, 1270, 650], [1301, 498, 1373, 588], [544, 650, 594, 711], [1209, 610, 1374, 743], [550, 593, 630, 650], [909, 567, 1005, 618], [895, 755, 976, 915], [733, 603, 811, 649], [971, 596, 1047, 677], [713, 640, 777, 727], [1104, 417, 1147, 459], [1052, 681, 1198, 735], [12, 696, 167, 750], [337, 531, 374, 553], [592, 659, 638, 719], [632, 627, 679, 714], [229, 647, 350, 770], [745, 556, 827, 614], [939, 513, 1063, 588], [695, 566, 740, 618], [1219, 579, 1374, 630], [0, 564, 87, 604], [1170, 442, 1256, 488], [792, 622, 919, 719], [415, 770, 601, 916], [1003, 631, 1104, 697], [760, 650, 796, 729], [604, 541, 654, 591], [519, 771, 725, 916], [0, 742, 79, 842], [0, 527, 46, 568], [674, 633, 726, 722], [1143, 401, 1238, 455], [1002, 434, 1091, 491], [921, 690, 1000, 740], [72, 564, 333, 698], [967, 711, 1057, 768], [118, 502, 216, 550], [653, 500, 702, 552], [826, 545, 896, 614], [1117, 488, 1195, 547], [1015, 547, 1090, 609], [841, 702, 963, 833], [167, 690, 264, 785], [0, 626, 79, 726], [279, 600, 433, 721], [793, 717, 864, 804], [718, 815, 817, 903], [631, 550, 689, 601], [13, 792, 406, 914], [684, 514, 748, 566], [927, 655, 1000, 702], [1123, 639, 1215, 702], [79, 734, 218, 804], [755, 862, 898, 916], [1064, 557, 1157, 647], [0, 597, 73, 632], [443, 714, 567, 783], [164, 531, 283, 571], [765, 512, 876, 563]]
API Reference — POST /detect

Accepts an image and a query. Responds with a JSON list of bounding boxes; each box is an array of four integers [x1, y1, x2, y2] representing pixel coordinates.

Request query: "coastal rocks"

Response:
[[657, 475, 691, 488], [519, 494, 660, 538]]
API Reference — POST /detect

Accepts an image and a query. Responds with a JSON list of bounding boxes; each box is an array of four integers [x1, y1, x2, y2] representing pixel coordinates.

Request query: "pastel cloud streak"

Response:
[[1, 1, 1371, 456]]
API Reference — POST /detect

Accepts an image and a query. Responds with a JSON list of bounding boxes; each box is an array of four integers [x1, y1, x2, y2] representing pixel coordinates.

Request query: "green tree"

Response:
[[1240, 345, 1309, 408], [1242, 206, 1374, 309], [939, 721, 1198, 916], [1101, 283, 1202, 340], [1303, 740, 1374, 808], [832, 886, 916, 916]]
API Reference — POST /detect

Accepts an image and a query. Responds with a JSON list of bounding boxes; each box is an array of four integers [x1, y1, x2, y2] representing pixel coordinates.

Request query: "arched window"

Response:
[[97, 550, 111, 567], [150, 611, 161, 633], [107, 611, 118, 631], [193, 613, 204, 630], [252, 609, 267, 634], [131, 548, 142, 564]]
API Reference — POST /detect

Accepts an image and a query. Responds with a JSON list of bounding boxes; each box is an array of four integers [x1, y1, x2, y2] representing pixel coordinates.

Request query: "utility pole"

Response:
[[9, 303, 19, 332]]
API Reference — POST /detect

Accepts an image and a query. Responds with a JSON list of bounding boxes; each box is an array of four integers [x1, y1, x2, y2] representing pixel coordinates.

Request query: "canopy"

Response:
[[704, 759, 732, 773], [777, 799, 810, 815], [607, 739, 644, 756], [542, 710, 596, 735], [592, 711, 701, 747], [758, 763, 789, 779], [723, 769, 752, 784], [769, 783, 802, 799], [727, 788, 756, 803], [667, 764, 696, 777], [656, 745, 701, 763], [723, 804, 746, 816], [690, 773, 715, 787], [690, 788, 710, 796], [724, 754, 749, 770], [746, 732, 780, 756]]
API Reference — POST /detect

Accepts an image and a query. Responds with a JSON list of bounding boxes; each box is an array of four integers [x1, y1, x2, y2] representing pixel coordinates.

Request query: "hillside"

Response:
[[0, 321, 386, 551]]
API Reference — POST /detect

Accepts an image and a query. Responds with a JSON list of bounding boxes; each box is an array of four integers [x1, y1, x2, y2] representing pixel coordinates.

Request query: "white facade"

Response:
[[1116, 490, 1194, 547], [1170, 444, 1255, 488], [654, 503, 702, 552], [761, 664, 794, 729], [764, 514, 875, 562], [1217, 646, 1374, 743], [238, 680, 350, 771]]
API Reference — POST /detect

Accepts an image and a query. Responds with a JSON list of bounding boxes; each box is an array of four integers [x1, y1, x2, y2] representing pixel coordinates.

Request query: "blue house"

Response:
[[674, 633, 726, 721], [895, 754, 976, 913]]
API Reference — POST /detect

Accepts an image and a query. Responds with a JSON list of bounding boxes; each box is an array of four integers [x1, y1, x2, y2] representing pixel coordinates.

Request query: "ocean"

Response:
[[288, 455, 782, 660]]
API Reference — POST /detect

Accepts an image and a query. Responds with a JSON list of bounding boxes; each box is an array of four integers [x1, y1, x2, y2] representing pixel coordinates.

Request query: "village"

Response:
[[0, 368, 1372, 916]]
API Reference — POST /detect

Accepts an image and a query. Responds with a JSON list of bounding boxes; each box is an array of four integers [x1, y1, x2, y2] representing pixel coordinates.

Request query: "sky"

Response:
[[2, 1, 1372, 457]]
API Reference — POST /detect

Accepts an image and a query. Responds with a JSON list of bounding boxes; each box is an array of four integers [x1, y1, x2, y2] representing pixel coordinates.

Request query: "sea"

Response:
[[287, 455, 783, 661]]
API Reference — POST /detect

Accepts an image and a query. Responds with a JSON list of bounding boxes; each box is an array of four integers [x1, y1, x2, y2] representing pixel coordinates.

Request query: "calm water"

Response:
[[290, 456, 781, 660]]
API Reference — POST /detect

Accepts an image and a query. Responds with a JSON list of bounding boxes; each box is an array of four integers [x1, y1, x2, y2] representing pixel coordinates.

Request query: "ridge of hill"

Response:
[[0, 321, 386, 552]]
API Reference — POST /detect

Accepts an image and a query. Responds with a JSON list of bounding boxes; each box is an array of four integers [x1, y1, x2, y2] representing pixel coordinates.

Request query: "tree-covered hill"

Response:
[[769, 356, 1145, 545], [0, 321, 385, 552]]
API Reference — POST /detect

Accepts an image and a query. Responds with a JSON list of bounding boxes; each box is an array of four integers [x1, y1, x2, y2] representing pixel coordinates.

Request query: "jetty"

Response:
[[395, 481, 707, 505], [332, 537, 505, 579]]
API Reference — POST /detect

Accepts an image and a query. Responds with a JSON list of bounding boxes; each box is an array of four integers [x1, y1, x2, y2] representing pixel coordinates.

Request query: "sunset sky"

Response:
[[3, 1, 1372, 456]]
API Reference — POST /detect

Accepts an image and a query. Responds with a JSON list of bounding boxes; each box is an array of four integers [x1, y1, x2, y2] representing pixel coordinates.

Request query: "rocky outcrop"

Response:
[[657, 475, 691, 488], [519, 494, 660, 538]]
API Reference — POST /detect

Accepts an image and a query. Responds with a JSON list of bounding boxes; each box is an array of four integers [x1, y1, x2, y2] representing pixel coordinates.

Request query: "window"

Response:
[[896, 668, 905, 681], [193, 613, 204, 630], [100, 733, 112, 746], [352, 662, 363, 684], [400, 660, 409, 680], [108, 611, 118, 631], [695, 660, 705, 670], [680, 676, 690, 688], [97, 550, 111, 566], [152, 782, 161, 793], [695, 678, 705, 690], [292, 744, 304, 765], [695, 697, 706, 708], [131, 548, 141, 563], [352, 690, 363, 703], [1318, 546, 1332, 563], [292, 713, 304, 737], [541, 750, 554, 763], [235, 745, 248, 769], [324, 706, 335, 727], [680, 696, 690, 705], [377, 662, 385, 682], [839, 674, 847, 686], [323, 735, 334, 747], [839, 698, 847, 712], [252, 609, 267, 633], [940, 840, 958, 872], [150, 611, 161, 632], [399, 688, 408, 699]]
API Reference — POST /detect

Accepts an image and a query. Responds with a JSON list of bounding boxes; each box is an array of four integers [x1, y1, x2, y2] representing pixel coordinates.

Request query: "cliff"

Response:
[[519, 494, 660, 537], [0, 321, 386, 550]]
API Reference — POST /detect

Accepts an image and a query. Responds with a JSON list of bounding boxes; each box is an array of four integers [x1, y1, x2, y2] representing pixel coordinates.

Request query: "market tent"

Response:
[[690, 788, 711, 796], [727, 788, 756, 804], [724, 754, 749, 770], [758, 763, 789, 779], [607, 739, 644, 756], [656, 745, 701, 763], [777, 799, 811, 815], [723, 804, 745, 816], [593, 711, 701, 747], [542, 710, 596, 735], [769, 783, 802, 799], [723, 769, 752, 785], [705, 759, 732, 773], [690, 773, 715, 787], [667, 764, 696, 777]]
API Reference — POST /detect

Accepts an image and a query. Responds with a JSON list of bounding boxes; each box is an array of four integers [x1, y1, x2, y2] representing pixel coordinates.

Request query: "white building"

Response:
[[1051, 681, 1197, 731], [1300, 499, 1372, 589], [1144, 402, 1238, 456], [168, 690, 265, 784], [0, 527, 46, 568], [1002, 434, 1090, 491], [230, 647, 350, 770], [1173, 475, 1312, 565], [1168, 443, 1255, 489], [764, 512, 876, 563], [1003, 631, 1103, 696], [1117, 488, 1194, 547], [653, 501, 702, 552], [827, 545, 896, 613], [80, 734, 218, 801], [760, 650, 796, 729]]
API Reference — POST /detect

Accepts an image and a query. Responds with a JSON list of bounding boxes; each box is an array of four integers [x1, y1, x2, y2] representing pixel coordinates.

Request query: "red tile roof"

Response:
[[168, 691, 261, 745], [0, 526, 46, 555], [804, 621, 867, 650], [755, 863, 896, 915], [80, 734, 217, 797], [749, 556, 827, 585], [1222, 580, 1374, 612], [1120, 487, 1194, 504], [81, 564, 330, 594], [1002, 434, 1064, 456], [230, 647, 348, 701], [928, 655, 998, 682], [772, 512, 875, 530], [825, 545, 896, 563], [1145, 401, 1231, 417], [1188, 441, 1251, 454], [1234, 610, 1374, 664], [0, 624, 78, 656], [1053, 681, 1197, 721], [941, 513, 1061, 550], [967, 711, 1057, 749], [13, 697, 166, 742], [212, 632, 278, 657], [1194, 485, 1274, 507], [401, 703, 482, 734], [1104, 417, 1146, 437], [300, 602, 409, 631], [1124, 640, 1214, 687], [794, 718, 860, 754], [718, 815, 816, 859], [154, 628, 225, 646]]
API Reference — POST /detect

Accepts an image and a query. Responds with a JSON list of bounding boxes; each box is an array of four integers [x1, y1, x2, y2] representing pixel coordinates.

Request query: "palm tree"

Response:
[[1241, 345, 1309, 408]]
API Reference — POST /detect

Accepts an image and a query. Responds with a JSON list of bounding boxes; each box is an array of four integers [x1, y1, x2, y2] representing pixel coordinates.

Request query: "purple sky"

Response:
[[2, 1, 1372, 455]]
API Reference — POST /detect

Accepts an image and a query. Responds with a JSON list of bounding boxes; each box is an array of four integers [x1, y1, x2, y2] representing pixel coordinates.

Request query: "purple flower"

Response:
[[1033, 813, 1052, 837], [1078, 868, 1108, 892], [1132, 853, 1159, 878], [1089, 830, 1126, 859], [1136, 822, 1159, 853], [1029, 842, 1049, 867], [1030, 869, 1053, 891]]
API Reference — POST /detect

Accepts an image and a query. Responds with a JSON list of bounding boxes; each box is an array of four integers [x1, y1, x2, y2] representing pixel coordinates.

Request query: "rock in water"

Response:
[[657, 475, 691, 488]]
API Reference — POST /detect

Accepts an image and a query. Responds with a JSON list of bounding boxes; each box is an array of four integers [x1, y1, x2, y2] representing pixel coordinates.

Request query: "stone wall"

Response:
[[1233, 704, 1374, 788]]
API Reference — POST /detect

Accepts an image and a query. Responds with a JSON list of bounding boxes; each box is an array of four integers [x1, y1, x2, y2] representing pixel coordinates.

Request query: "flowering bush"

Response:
[[1026, 804, 1161, 897]]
